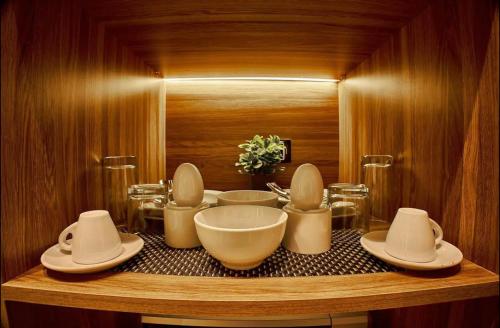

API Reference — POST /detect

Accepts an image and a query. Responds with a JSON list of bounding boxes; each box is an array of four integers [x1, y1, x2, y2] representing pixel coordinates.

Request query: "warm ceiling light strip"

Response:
[[164, 77, 339, 83]]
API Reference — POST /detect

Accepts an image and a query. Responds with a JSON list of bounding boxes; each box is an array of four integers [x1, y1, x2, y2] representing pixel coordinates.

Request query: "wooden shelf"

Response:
[[1, 259, 498, 317]]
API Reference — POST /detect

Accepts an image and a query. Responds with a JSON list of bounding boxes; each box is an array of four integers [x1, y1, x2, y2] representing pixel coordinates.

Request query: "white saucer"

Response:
[[360, 230, 463, 271], [203, 190, 222, 207], [41, 233, 144, 274]]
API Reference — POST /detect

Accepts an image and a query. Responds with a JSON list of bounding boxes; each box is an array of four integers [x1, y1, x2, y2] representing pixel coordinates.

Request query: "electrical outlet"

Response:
[[281, 139, 292, 163]]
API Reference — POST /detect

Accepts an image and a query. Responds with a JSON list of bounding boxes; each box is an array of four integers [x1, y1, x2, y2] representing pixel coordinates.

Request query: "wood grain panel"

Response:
[[5, 302, 140, 328], [370, 297, 499, 328], [338, 0, 499, 326], [1, 0, 165, 284], [80, 0, 431, 78], [1, 0, 165, 326], [164, 80, 338, 190], [1, 261, 498, 317]]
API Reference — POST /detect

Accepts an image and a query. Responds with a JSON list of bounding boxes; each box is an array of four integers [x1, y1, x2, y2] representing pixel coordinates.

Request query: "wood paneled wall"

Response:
[[1, 0, 164, 326], [1, 0, 165, 283], [81, 0, 431, 78], [164, 81, 339, 190], [338, 0, 499, 326]]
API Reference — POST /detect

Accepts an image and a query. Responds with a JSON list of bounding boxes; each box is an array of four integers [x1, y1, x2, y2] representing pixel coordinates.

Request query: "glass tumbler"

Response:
[[327, 183, 370, 233], [103, 156, 138, 228], [127, 184, 167, 234], [361, 155, 394, 227]]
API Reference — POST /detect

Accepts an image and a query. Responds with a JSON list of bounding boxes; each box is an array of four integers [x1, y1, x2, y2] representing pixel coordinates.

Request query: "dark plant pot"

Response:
[[249, 173, 275, 190]]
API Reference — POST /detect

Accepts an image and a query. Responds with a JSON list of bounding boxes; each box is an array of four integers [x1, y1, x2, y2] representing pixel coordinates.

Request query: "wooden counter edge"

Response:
[[1, 259, 499, 317]]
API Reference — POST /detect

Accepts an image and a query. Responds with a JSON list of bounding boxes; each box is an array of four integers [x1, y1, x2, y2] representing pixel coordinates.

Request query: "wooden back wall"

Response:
[[164, 80, 339, 190]]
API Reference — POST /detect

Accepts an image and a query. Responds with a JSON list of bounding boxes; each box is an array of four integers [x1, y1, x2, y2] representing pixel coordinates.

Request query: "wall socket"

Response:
[[281, 139, 292, 163]]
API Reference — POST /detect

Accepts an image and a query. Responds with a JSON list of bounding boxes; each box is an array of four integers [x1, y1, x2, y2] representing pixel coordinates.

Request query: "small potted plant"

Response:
[[235, 135, 286, 190]]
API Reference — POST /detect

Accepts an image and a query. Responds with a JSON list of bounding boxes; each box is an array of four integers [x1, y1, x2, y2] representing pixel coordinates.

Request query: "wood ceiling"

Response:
[[83, 0, 430, 79]]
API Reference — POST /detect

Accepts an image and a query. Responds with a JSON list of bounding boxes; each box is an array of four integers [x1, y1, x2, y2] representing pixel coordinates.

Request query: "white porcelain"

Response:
[[361, 230, 463, 270], [58, 210, 122, 265], [194, 205, 287, 270], [290, 163, 324, 210], [172, 163, 204, 207], [42, 233, 144, 274], [282, 204, 332, 254], [203, 190, 222, 207], [277, 189, 328, 208], [217, 190, 278, 207], [385, 208, 443, 262], [164, 201, 209, 248]]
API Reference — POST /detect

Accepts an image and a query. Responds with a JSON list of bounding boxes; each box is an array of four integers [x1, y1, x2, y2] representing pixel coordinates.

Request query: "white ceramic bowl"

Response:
[[194, 205, 287, 270], [217, 190, 278, 207]]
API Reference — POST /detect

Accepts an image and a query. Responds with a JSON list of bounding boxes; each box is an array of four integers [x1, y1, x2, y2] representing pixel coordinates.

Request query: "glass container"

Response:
[[327, 183, 370, 233], [360, 155, 394, 227], [127, 183, 167, 233], [103, 156, 138, 228]]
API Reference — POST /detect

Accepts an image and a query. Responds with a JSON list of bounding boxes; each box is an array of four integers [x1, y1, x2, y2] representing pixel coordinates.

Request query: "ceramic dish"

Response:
[[41, 233, 143, 274], [360, 230, 463, 271], [217, 190, 278, 207], [194, 205, 287, 270], [203, 190, 222, 207]]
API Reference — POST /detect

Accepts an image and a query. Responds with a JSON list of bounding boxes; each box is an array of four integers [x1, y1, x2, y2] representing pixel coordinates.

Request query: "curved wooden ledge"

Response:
[[1, 259, 498, 317]]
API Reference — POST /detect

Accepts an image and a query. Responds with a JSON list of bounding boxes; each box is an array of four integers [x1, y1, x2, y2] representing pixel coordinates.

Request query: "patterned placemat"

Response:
[[113, 229, 398, 277]]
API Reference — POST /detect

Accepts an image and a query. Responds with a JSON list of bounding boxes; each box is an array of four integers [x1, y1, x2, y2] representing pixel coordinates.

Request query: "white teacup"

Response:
[[58, 210, 123, 264], [385, 208, 443, 263]]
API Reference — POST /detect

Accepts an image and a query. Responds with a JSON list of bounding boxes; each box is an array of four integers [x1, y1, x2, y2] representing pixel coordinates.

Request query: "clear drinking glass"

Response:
[[327, 183, 370, 233], [360, 155, 394, 228], [103, 156, 138, 228], [127, 184, 167, 233]]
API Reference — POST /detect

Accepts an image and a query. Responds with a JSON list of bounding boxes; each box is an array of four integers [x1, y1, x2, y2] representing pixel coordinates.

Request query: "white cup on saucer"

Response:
[[385, 208, 443, 263], [58, 210, 123, 264]]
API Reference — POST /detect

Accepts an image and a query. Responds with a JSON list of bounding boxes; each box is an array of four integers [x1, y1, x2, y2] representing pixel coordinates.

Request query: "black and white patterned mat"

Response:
[[113, 229, 397, 277]]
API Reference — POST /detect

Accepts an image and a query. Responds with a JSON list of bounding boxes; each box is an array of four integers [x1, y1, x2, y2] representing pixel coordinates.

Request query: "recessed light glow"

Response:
[[164, 77, 339, 83]]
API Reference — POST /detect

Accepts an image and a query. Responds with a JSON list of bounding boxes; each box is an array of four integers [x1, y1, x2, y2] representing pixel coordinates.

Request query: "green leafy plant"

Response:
[[235, 135, 286, 174]]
